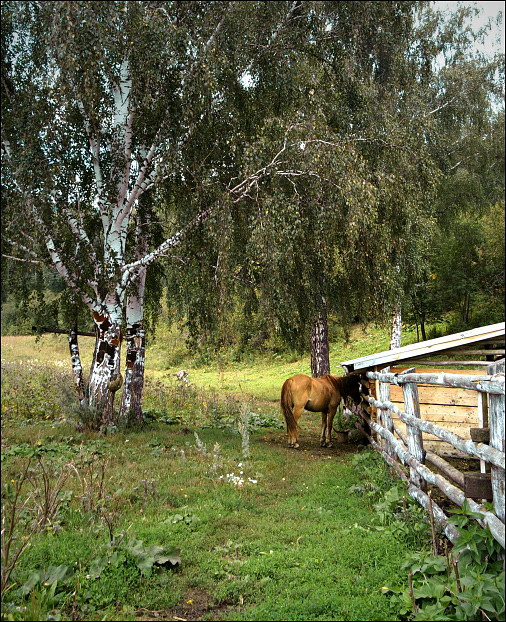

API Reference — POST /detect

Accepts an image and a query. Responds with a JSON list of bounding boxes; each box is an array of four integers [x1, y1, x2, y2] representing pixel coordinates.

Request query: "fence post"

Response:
[[379, 378, 394, 457], [478, 391, 489, 475], [403, 381, 427, 492], [488, 360, 505, 523]]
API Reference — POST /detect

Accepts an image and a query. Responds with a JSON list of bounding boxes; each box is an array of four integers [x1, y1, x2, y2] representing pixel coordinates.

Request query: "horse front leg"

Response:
[[320, 411, 328, 447]]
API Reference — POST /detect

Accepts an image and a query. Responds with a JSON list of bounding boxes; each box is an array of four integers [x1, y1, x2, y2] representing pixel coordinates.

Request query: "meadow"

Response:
[[1, 327, 434, 621]]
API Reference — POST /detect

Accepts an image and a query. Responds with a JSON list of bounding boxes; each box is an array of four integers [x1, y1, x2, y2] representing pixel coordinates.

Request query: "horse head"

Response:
[[346, 372, 370, 405]]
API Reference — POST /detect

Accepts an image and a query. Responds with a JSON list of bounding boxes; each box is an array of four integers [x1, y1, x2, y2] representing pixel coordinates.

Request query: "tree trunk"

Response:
[[310, 300, 330, 377], [420, 311, 427, 341], [68, 325, 86, 402], [87, 308, 123, 430], [461, 292, 471, 324], [119, 266, 147, 425], [390, 305, 402, 349]]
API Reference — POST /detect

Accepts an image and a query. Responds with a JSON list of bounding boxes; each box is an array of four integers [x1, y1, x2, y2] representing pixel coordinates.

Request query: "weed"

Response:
[[68, 450, 109, 514], [385, 502, 505, 621], [237, 403, 251, 460], [1, 462, 36, 598]]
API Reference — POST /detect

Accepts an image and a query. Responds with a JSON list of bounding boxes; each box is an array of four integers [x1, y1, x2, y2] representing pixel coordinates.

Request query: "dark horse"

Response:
[[280, 373, 369, 448]]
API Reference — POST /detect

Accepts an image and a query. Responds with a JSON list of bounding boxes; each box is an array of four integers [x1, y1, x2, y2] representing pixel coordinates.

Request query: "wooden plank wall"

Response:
[[388, 367, 487, 457]]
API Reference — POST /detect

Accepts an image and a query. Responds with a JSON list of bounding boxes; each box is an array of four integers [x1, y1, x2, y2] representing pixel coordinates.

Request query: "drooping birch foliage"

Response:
[[2, 1, 314, 425], [2, 1, 502, 422]]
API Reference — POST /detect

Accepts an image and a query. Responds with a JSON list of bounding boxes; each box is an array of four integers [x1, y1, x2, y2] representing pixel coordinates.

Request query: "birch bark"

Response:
[[390, 305, 402, 349], [68, 325, 86, 403], [119, 266, 147, 424], [88, 304, 123, 429]]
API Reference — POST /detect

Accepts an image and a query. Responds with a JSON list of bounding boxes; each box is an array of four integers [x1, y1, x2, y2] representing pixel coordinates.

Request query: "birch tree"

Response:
[[1, 0, 311, 428], [164, 1, 444, 371]]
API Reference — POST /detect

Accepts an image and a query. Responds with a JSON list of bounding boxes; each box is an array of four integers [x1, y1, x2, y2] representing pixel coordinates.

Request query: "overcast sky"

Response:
[[433, 1, 505, 55]]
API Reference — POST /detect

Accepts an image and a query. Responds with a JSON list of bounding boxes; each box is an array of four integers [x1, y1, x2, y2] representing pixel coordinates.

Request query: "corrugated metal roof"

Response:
[[340, 322, 505, 372]]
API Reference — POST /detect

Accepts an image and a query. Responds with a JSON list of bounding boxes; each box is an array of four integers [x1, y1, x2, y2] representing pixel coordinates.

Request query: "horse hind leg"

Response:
[[288, 404, 303, 448], [320, 411, 327, 447]]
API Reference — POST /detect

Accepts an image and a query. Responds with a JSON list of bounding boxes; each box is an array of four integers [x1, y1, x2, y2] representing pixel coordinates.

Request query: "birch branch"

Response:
[[120, 4, 234, 224], [120, 207, 213, 291], [241, 1, 301, 77], [77, 100, 107, 227], [23, 195, 101, 313], [4, 237, 42, 260], [2, 254, 44, 265], [424, 96, 456, 117]]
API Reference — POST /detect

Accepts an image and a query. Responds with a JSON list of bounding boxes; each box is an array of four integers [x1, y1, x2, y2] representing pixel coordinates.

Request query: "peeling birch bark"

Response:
[[88, 309, 123, 429], [119, 266, 147, 424], [68, 326, 86, 403], [390, 305, 402, 349]]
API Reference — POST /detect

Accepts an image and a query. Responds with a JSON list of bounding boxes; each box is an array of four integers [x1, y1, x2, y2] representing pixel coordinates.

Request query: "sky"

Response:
[[433, 1, 505, 56]]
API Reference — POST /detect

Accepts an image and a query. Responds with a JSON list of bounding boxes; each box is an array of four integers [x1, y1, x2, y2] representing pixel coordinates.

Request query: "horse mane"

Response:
[[330, 373, 366, 400], [324, 374, 357, 391], [324, 375, 342, 389], [339, 373, 359, 392]]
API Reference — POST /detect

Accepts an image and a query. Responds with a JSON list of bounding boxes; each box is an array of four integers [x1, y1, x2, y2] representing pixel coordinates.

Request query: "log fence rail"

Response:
[[349, 361, 505, 548]]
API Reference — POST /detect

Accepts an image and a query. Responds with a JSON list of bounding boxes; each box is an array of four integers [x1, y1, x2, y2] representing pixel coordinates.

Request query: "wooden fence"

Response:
[[348, 360, 505, 548]]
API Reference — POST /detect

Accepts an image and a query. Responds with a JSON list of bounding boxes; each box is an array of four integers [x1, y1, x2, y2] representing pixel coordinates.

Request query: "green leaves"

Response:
[[87, 536, 181, 580], [19, 564, 73, 597], [386, 504, 505, 621], [124, 538, 181, 574]]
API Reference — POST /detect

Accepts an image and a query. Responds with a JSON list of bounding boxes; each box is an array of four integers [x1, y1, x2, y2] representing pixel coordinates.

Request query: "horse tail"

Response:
[[280, 378, 297, 436]]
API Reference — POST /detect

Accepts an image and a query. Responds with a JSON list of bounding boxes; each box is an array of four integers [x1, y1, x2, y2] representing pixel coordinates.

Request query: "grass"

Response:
[[1, 326, 431, 621]]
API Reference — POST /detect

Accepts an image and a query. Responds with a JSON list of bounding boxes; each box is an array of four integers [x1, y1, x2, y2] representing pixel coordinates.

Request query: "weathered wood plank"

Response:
[[451, 349, 505, 355], [464, 473, 493, 500], [379, 377, 394, 457], [392, 415, 475, 441], [366, 396, 505, 469], [398, 360, 492, 366], [393, 414, 465, 488], [470, 427, 490, 444], [367, 416, 505, 548], [32, 325, 96, 337], [367, 371, 505, 395], [341, 323, 505, 372], [403, 382, 426, 492], [390, 385, 479, 406], [407, 485, 460, 543], [478, 392, 489, 476], [391, 367, 488, 375], [488, 360, 505, 523], [390, 404, 478, 423]]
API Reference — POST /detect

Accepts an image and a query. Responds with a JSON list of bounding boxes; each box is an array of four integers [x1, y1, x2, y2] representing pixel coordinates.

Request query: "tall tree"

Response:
[[1, 1, 315, 427], [171, 1, 445, 369]]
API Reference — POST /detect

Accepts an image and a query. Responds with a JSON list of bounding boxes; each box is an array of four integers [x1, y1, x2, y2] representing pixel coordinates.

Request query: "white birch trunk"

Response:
[[68, 326, 86, 403], [119, 266, 147, 424], [310, 299, 330, 377], [88, 303, 123, 429], [390, 305, 402, 349]]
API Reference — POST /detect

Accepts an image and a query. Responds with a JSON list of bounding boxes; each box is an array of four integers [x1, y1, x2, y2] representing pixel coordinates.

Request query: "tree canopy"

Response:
[[2, 1, 504, 422]]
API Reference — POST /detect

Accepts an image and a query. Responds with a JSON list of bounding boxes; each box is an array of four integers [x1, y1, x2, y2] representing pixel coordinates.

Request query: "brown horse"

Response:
[[280, 373, 369, 448]]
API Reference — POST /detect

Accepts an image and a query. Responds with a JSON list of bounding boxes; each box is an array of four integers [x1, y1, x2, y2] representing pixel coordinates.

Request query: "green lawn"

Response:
[[1, 331, 429, 621]]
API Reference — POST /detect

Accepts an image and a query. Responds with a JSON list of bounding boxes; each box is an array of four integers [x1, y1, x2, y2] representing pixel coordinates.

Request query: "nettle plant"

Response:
[[385, 502, 505, 621]]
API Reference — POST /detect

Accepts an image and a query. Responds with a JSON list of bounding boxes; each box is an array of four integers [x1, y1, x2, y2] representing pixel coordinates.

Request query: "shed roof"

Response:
[[340, 322, 505, 373]]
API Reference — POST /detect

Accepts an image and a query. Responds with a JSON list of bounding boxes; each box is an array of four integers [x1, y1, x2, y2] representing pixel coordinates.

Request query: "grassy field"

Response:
[[1, 328, 431, 621]]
